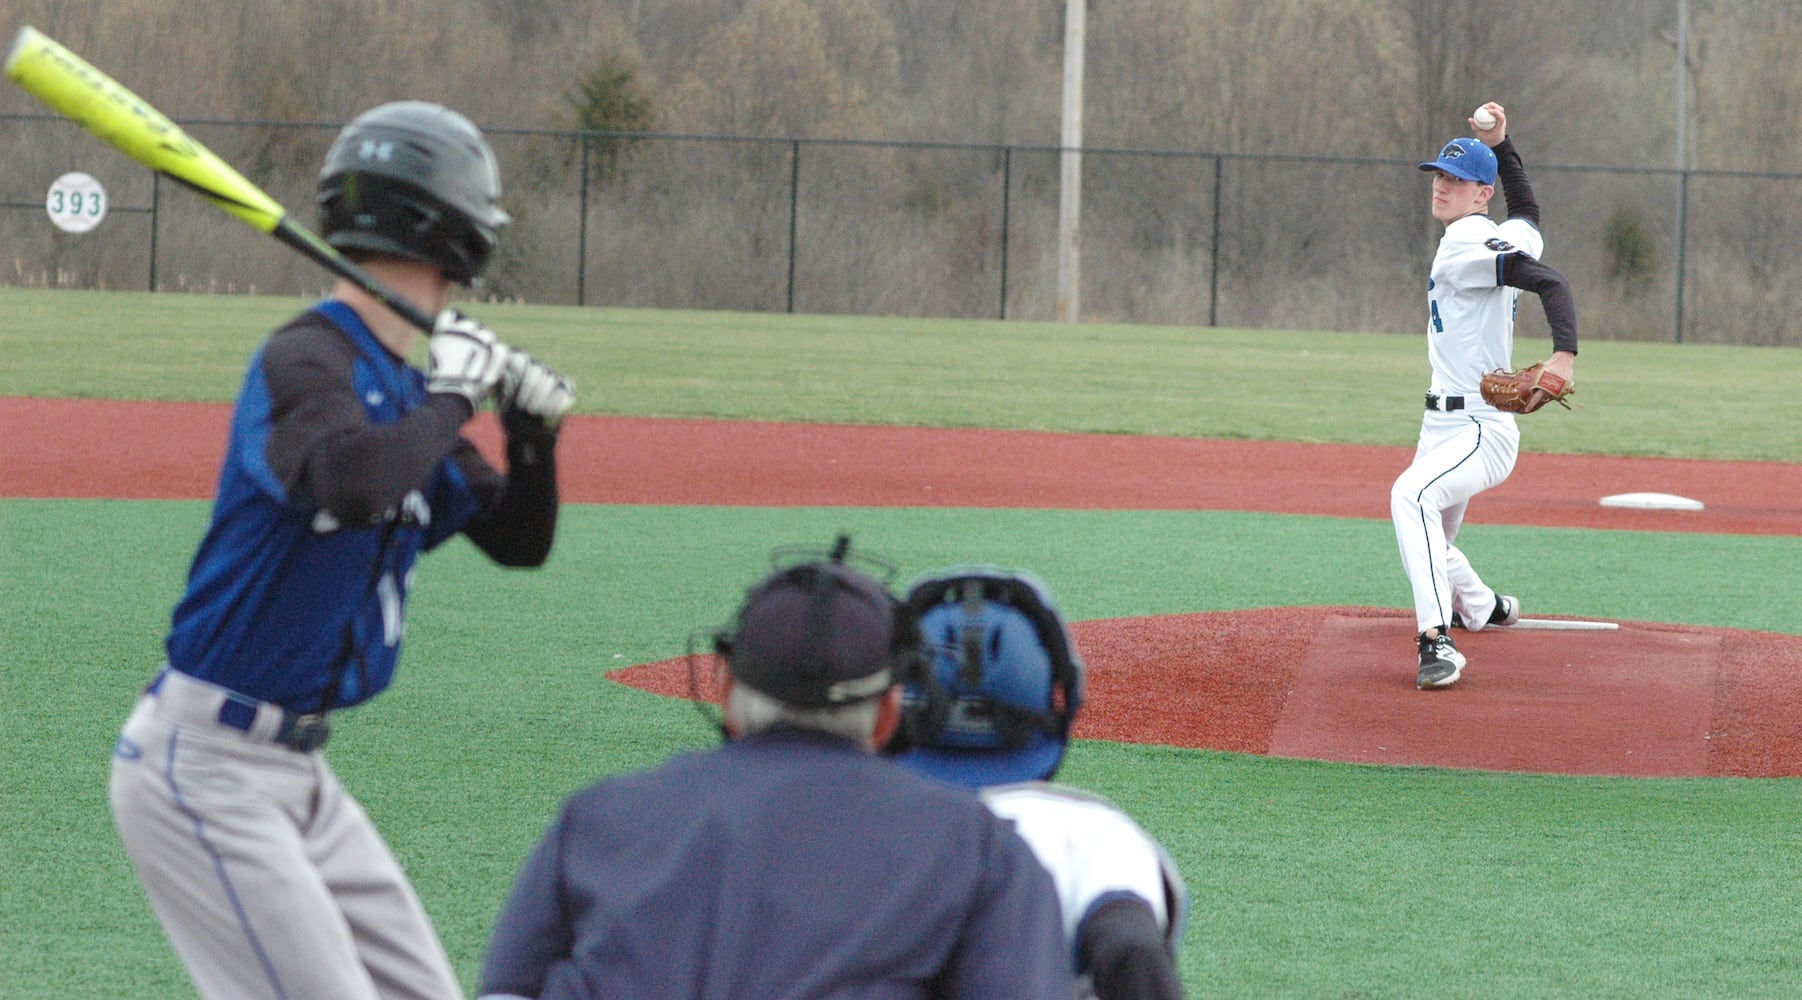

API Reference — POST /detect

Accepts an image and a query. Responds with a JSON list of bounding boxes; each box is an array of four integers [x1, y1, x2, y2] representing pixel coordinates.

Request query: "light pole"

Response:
[[1055, 0, 1085, 323], [1672, 0, 1688, 343]]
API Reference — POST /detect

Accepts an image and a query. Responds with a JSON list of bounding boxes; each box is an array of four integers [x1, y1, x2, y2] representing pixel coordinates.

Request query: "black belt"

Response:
[[271, 710, 332, 753], [147, 671, 333, 752], [1425, 392, 1465, 411]]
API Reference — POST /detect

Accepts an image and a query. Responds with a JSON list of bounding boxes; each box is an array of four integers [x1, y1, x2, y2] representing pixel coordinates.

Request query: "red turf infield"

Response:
[[10, 397, 1802, 777]]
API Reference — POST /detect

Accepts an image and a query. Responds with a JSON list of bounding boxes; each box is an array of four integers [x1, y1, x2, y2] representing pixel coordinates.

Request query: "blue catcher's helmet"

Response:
[[894, 567, 1085, 788]]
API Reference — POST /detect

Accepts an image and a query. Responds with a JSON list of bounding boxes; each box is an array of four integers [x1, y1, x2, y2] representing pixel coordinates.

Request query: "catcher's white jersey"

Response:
[[981, 781, 1188, 982], [1425, 213, 1544, 397]]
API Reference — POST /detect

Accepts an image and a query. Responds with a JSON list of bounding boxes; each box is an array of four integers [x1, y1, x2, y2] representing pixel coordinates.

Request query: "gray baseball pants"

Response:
[[109, 670, 463, 1000]]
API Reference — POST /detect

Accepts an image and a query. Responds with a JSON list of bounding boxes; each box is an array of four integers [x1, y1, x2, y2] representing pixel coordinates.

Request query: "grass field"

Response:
[[4, 287, 1801, 998], [6, 286, 1802, 460]]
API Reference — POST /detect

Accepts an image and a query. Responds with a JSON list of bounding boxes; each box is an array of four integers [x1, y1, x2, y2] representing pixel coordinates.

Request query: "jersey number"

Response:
[[1429, 300, 1443, 333]]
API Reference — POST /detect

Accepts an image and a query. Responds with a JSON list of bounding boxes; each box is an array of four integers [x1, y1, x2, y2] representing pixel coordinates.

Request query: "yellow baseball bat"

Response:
[[5, 25, 437, 331]]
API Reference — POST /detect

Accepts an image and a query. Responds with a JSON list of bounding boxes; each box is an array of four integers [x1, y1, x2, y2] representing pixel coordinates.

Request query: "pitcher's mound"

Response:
[[1268, 615, 1715, 775], [614, 606, 1802, 778], [1067, 607, 1802, 777]]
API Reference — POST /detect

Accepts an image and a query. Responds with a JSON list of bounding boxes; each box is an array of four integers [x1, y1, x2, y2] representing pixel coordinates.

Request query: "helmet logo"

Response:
[[357, 139, 394, 162]]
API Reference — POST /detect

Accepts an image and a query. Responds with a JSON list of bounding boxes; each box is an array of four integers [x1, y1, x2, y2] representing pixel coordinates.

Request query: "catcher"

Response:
[[1392, 100, 1579, 690]]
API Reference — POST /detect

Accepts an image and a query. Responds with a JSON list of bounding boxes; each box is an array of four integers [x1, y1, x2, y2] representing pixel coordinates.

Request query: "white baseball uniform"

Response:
[[980, 781, 1189, 1000], [1391, 210, 1544, 634]]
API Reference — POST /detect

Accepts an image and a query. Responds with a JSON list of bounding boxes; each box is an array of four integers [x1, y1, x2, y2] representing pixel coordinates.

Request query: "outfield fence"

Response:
[[4, 113, 1801, 345]]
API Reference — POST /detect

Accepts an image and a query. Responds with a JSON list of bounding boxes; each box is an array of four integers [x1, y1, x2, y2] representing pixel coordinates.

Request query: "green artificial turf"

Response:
[[5, 288, 1802, 997], [6, 499, 1801, 997]]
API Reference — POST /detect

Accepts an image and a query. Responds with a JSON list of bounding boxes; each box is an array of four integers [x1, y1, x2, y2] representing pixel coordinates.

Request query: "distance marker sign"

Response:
[[46, 171, 106, 233]]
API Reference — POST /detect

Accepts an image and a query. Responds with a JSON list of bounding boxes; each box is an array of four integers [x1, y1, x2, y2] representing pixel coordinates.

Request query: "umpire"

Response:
[[479, 541, 1073, 1000]]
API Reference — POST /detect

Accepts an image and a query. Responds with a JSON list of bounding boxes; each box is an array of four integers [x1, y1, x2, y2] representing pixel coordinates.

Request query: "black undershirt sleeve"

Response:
[[1492, 137, 1540, 228], [1080, 897, 1186, 1000], [264, 318, 477, 526], [1502, 255, 1580, 356], [1489, 138, 1576, 357], [262, 313, 560, 564], [460, 415, 560, 567]]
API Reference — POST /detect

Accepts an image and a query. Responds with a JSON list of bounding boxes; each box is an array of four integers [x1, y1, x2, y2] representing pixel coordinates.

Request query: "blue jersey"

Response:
[[165, 301, 504, 711]]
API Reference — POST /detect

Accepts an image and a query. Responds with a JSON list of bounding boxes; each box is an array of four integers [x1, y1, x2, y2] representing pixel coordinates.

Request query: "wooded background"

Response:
[[3, 0, 1798, 343]]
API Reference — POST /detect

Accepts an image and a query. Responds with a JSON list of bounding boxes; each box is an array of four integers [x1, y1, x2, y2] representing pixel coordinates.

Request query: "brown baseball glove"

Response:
[[1479, 362, 1574, 413]]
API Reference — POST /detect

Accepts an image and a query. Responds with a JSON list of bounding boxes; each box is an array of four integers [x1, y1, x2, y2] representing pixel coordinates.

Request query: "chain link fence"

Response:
[[4, 112, 1800, 345]]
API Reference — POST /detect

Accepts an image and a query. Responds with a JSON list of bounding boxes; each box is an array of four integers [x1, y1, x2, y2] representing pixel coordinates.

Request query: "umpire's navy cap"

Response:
[[725, 561, 900, 707], [1419, 137, 1498, 185]]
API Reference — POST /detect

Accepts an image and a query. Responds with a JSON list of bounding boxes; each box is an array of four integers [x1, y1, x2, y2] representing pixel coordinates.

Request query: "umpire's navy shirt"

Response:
[[480, 726, 1073, 999]]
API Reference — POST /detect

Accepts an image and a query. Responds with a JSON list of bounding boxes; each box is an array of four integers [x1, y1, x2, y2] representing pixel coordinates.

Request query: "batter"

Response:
[[1395, 102, 1579, 690], [109, 102, 573, 999]]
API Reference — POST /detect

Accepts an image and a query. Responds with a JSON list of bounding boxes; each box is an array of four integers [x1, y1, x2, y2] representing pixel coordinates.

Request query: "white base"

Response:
[[1600, 492, 1704, 511]]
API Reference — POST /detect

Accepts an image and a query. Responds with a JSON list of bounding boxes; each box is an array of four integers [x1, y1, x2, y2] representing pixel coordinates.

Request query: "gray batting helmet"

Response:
[[317, 101, 511, 285]]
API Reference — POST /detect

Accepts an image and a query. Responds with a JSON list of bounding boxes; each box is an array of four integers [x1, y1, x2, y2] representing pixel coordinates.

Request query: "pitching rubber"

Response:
[[1508, 618, 1620, 631]]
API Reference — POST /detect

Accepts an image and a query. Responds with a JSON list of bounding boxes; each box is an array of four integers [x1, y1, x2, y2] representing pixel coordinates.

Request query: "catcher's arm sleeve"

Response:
[[1079, 895, 1186, 1000], [1503, 255, 1579, 355]]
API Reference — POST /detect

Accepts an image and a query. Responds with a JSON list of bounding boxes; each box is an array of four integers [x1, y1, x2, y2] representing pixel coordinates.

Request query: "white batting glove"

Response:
[[498, 351, 576, 430], [427, 309, 511, 411]]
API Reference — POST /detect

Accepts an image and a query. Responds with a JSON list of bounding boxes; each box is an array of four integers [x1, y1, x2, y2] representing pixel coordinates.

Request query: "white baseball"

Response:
[[1473, 107, 1497, 130]]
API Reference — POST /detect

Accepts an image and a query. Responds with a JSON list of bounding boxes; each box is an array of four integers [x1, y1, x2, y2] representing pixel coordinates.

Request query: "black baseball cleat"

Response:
[[1450, 595, 1519, 631], [1416, 629, 1466, 689]]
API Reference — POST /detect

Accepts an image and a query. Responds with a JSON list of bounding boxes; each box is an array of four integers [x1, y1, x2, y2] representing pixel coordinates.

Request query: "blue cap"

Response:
[[1418, 137, 1497, 184]]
